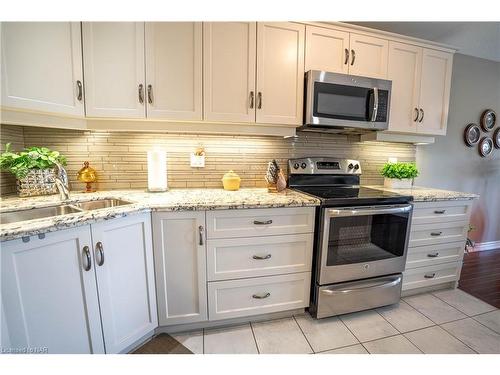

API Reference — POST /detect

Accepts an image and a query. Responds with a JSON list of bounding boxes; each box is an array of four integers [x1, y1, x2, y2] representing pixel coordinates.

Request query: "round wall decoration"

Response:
[[478, 137, 493, 157], [493, 128, 500, 149], [464, 123, 481, 146], [480, 109, 497, 132]]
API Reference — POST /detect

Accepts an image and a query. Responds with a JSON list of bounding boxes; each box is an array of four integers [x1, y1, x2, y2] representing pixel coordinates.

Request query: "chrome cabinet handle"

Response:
[[198, 225, 204, 246], [430, 231, 442, 236], [252, 292, 270, 299], [95, 241, 104, 266], [419, 108, 424, 123], [350, 49, 356, 65], [253, 220, 272, 225], [147, 84, 153, 104], [413, 107, 419, 122], [434, 210, 446, 214], [257, 92, 262, 109], [82, 246, 91, 271], [252, 254, 272, 260], [344, 48, 350, 65], [424, 273, 436, 279], [427, 252, 439, 258], [249, 91, 254, 109], [76, 80, 83, 101], [138, 84, 144, 104]]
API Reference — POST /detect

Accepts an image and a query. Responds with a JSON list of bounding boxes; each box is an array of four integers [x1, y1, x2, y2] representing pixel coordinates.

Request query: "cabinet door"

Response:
[[348, 33, 388, 79], [305, 25, 350, 73], [418, 48, 453, 135], [1, 22, 84, 116], [256, 22, 305, 125], [1, 227, 104, 354], [152, 211, 208, 325], [203, 22, 257, 123], [387, 42, 422, 133], [82, 22, 146, 118], [145, 22, 202, 120], [91, 213, 158, 354]]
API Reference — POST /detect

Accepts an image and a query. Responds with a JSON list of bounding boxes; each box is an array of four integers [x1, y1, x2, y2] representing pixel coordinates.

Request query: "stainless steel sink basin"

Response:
[[0, 205, 83, 225], [74, 198, 132, 211]]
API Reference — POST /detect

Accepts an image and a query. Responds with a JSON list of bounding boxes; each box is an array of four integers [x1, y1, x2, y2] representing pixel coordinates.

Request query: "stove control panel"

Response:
[[288, 157, 361, 175]]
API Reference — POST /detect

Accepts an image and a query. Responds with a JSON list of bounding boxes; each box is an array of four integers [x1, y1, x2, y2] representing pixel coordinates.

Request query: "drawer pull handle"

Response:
[[252, 292, 271, 299], [427, 252, 439, 258], [424, 273, 436, 279], [434, 210, 446, 214], [252, 254, 272, 260], [430, 231, 442, 236], [253, 220, 272, 225]]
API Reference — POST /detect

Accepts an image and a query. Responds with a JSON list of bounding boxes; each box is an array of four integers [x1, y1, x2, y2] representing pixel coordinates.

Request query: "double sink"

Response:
[[1, 198, 133, 225]]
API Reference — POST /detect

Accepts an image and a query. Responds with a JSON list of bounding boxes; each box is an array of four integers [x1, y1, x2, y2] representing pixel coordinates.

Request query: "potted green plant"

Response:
[[380, 161, 419, 189], [0, 143, 67, 197]]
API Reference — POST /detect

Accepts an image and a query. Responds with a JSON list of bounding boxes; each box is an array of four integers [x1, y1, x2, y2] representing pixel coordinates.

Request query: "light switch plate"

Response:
[[190, 153, 205, 168]]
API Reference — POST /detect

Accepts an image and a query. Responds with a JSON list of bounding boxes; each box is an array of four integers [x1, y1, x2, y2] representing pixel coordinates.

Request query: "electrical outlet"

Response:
[[190, 153, 205, 168], [388, 157, 398, 163]]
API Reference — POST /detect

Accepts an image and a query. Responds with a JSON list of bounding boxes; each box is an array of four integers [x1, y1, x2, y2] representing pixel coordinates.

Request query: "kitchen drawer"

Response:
[[207, 233, 313, 281], [206, 207, 315, 239], [412, 201, 472, 225], [409, 221, 468, 247], [207, 272, 311, 321], [406, 242, 464, 269], [402, 262, 462, 291]]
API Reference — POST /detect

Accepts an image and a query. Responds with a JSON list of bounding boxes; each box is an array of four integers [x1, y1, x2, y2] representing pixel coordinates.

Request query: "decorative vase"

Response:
[[383, 177, 413, 189], [16, 168, 58, 197]]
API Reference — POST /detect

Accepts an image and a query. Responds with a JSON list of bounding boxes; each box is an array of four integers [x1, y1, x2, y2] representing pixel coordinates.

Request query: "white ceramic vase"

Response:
[[384, 178, 413, 189]]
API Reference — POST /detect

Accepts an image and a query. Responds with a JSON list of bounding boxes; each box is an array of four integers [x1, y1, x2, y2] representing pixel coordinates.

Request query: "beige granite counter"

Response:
[[0, 188, 320, 242], [366, 185, 479, 202]]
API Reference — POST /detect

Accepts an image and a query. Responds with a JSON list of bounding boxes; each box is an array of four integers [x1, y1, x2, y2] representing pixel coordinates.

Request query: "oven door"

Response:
[[318, 204, 412, 285]]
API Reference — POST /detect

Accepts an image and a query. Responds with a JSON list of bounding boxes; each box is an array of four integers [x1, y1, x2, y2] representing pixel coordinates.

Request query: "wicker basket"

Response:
[[17, 168, 58, 197]]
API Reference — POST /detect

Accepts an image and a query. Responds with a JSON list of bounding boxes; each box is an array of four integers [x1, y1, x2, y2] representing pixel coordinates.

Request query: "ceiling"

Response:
[[350, 22, 500, 62]]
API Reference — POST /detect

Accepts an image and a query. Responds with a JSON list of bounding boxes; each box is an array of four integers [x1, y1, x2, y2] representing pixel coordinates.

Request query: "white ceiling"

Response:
[[350, 22, 500, 62]]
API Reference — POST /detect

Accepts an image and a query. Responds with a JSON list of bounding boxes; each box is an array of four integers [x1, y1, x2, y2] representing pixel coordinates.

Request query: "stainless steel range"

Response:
[[288, 157, 413, 318]]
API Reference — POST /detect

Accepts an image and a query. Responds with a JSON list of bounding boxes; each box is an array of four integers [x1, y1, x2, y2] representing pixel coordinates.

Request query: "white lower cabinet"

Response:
[[1, 213, 157, 354]]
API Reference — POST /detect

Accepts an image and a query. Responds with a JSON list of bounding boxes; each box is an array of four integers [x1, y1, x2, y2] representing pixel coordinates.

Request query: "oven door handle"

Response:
[[321, 275, 402, 295], [370, 87, 379, 122], [327, 204, 412, 217]]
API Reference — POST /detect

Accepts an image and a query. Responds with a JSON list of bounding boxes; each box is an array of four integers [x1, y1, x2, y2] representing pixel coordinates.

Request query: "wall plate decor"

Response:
[[494, 128, 500, 149], [464, 123, 481, 147], [480, 109, 497, 132], [478, 137, 493, 157]]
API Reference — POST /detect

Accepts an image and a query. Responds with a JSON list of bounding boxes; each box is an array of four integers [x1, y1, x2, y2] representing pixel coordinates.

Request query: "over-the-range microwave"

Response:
[[301, 70, 392, 133]]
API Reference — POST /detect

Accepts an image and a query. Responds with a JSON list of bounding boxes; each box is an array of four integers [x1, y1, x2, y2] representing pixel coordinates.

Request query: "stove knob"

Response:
[[348, 163, 354, 170], [293, 163, 300, 170], [354, 164, 360, 170], [301, 163, 307, 169]]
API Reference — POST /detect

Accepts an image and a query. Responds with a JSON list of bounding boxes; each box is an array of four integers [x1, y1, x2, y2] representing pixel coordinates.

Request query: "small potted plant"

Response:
[[381, 161, 419, 189], [0, 143, 67, 197]]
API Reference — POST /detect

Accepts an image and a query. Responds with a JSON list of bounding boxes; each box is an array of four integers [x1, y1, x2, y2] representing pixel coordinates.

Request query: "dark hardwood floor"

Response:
[[458, 248, 500, 308]]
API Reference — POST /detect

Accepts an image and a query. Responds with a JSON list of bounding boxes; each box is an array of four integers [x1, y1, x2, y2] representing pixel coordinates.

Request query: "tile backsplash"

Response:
[[0, 124, 415, 195]]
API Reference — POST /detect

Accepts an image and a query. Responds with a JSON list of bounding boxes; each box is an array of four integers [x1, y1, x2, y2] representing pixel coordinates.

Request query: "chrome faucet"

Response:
[[54, 163, 70, 201]]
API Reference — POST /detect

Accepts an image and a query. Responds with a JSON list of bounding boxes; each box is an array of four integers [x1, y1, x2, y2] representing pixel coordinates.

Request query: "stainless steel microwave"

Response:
[[301, 70, 392, 132]]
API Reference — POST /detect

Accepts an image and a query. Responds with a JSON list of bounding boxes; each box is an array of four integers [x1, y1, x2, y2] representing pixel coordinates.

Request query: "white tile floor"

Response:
[[174, 289, 500, 354]]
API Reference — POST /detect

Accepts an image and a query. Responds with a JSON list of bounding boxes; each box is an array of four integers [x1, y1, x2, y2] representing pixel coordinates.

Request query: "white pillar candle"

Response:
[[147, 150, 168, 192]]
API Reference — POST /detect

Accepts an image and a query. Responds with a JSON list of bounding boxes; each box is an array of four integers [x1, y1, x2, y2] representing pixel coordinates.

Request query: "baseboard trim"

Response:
[[473, 240, 500, 252]]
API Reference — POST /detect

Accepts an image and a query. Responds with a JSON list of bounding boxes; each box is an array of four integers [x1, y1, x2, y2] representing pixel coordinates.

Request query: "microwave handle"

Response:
[[327, 204, 412, 218], [370, 87, 379, 122]]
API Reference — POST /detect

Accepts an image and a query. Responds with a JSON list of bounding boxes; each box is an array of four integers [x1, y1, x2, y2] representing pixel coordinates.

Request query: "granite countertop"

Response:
[[366, 185, 479, 202], [0, 188, 320, 242]]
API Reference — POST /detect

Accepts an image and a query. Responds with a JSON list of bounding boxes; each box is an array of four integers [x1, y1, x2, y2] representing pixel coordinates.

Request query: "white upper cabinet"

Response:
[[145, 22, 203, 120], [82, 22, 146, 118], [348, 33, 389, 79], [0, 22, 84, 116], [203, 22, 257, 123], [418, 48, 453, 135], [91, 213, 157, 354], [1, 227, 104, 354], [387, 41, 422, 133], [305, 25, 350, 73], [256, 22, 305, 125]]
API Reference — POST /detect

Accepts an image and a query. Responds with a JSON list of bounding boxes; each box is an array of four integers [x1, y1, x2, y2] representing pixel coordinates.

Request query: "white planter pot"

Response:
[[384, 178, 413, 189]]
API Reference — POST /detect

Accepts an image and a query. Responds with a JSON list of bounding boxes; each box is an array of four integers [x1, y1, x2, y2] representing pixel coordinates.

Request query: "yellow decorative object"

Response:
[[222, 170, 241, 191], [77, 161, 97, 192]]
